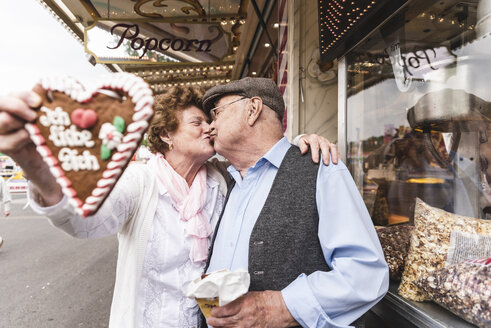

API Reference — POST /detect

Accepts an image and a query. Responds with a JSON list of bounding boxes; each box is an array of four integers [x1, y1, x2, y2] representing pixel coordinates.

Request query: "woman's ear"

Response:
[[159, 131, 172, 145], [247, 97, 263, 126]]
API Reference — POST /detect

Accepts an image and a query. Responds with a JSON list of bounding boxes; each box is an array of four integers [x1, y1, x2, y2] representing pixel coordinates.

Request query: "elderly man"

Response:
[[202, 77, 389, 328]]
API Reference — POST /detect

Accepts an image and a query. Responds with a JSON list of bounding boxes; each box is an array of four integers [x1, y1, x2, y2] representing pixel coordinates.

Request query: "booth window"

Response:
[[345, 0, 490, 223], [344, 1, 491, 325]]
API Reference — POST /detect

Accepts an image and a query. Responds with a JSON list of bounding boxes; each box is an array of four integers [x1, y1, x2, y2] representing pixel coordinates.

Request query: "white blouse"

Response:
[[137, 174, 224, 328]]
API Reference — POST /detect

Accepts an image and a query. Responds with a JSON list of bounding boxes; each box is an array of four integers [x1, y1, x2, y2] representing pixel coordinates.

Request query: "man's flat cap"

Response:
[[202, 77, 285, 120]]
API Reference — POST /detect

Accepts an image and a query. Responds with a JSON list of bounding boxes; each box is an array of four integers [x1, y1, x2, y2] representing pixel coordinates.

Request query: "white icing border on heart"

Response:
[[25, 73, 154, 217]]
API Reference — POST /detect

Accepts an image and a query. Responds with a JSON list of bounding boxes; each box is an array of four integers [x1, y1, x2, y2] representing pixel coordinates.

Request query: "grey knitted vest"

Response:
[[247, 146, 330, 291]]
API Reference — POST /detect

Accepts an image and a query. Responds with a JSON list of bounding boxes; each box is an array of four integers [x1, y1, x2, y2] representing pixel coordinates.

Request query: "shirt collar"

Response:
[[262, 137, 292, 168], [226, 136, 291, 175]]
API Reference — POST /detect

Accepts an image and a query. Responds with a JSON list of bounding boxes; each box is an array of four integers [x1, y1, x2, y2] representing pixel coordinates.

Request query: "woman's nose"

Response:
[[203, 121, 211, 133]]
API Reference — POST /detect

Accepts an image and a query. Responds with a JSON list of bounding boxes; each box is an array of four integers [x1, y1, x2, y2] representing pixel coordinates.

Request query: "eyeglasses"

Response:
[[210, 97, 248, 120]]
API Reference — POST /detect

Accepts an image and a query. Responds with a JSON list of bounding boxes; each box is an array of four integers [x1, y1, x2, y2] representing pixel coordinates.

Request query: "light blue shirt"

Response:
[[207, 137, 389, 328]]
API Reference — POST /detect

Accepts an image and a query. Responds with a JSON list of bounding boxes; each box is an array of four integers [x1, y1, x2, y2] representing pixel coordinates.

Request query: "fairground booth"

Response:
[[38, 0, 491, 327]]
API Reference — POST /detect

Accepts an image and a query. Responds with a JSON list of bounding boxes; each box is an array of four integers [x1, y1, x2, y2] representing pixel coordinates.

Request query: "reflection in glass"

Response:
[[345, 0, 491, 225]]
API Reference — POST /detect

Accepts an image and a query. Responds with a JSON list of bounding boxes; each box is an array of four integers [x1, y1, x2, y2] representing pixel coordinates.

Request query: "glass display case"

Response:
[[340, 0, 491, 326], [346, 0, 491, 223]]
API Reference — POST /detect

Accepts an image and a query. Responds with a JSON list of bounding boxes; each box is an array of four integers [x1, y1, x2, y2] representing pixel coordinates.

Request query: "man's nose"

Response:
[[203, 121, 214, 134]]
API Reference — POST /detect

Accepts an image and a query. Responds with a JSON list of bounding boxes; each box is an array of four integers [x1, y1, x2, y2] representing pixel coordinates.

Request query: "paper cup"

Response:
[[196, 297, 219, 318]]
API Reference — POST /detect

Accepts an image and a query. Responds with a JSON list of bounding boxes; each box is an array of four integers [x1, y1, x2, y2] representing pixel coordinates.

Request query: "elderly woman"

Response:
[[0, 85, 336, 328]]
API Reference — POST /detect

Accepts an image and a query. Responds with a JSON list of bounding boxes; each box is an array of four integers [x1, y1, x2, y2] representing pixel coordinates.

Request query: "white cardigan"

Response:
[[29, 159, 229, 327]]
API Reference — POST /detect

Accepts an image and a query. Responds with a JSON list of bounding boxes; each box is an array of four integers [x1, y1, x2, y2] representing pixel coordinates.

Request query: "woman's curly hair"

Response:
[[147, 85, 206, 154]]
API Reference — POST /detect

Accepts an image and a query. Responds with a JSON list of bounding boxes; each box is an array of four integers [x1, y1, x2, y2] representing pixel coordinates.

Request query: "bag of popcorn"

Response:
[[415, 258, 491, 328], [398, 198, 491, 301]]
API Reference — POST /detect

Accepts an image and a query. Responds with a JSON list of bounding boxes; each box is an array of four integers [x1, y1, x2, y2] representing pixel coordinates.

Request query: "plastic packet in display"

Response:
[[375, 224, 414, 281], [398, 198, 491, 301], [415, 258, 491, 328]]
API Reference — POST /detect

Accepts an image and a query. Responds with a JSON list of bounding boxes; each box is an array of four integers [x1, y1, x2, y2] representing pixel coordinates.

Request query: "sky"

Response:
[[0, 0, 109, 95]]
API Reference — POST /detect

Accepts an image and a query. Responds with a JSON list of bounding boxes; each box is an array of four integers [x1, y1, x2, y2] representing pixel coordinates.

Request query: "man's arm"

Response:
[[281, 160, 389, 327]]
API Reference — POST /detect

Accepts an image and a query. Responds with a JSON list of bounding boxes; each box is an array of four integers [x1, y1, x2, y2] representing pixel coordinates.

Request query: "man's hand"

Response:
[[298, 134, 339, 165], [3, 210, 10, 217], [207, 290, 298, 328]]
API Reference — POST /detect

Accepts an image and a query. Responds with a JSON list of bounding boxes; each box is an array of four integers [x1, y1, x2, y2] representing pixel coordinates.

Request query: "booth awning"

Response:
[[38, 0, 251, 93]]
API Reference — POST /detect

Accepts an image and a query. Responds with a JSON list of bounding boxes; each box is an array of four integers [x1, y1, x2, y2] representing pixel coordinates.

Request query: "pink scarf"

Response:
[[154, 153, 212, 263]]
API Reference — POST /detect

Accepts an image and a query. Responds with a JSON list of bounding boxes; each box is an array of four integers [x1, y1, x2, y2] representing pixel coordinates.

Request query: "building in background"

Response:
[[0, 155, 28, 193]]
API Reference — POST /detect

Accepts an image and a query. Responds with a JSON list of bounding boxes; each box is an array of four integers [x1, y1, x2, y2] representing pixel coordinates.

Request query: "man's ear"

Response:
[[247, 97, 263, 126]]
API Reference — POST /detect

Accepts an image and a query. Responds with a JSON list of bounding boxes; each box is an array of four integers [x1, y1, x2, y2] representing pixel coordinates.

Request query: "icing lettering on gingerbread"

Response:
[[39, 105, 99, 171], [39, 106, 70, 127], [59, 148, 100, 172], [49, 125, 95, 148]]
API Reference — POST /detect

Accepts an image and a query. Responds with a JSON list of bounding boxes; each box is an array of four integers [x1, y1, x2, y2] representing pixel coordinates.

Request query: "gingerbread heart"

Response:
[[25, 73, 154, 217]]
